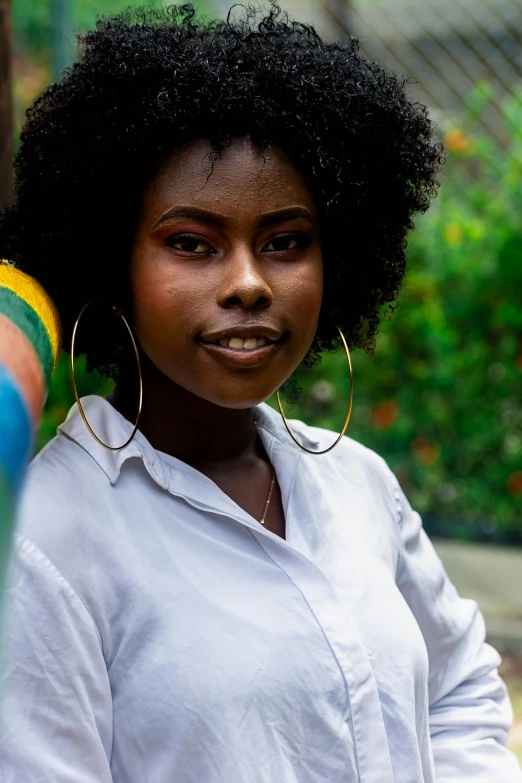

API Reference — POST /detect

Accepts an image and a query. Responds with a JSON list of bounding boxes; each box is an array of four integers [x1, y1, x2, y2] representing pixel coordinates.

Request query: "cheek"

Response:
[[284, 262, 323, 336], [129, 259, 196, 350]]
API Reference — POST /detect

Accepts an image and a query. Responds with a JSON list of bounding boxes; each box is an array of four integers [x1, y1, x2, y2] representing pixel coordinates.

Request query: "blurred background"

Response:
[[1, 0, 522, 762]]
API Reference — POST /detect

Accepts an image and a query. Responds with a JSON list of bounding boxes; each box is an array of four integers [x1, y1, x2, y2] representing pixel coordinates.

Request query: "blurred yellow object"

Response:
[[444, 223, 464, 245], [0, 262, 61, 367]]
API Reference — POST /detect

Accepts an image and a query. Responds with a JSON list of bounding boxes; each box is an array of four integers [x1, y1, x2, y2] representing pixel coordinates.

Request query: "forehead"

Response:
[[142, 137, 316, 219]]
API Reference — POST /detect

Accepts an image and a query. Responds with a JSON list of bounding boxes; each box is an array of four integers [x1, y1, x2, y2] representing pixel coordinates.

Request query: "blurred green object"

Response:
[[13, 0, 210, 61], [51, 0, 74, 79], [37, 353, 113, 453], [14, 0, 146, 59]]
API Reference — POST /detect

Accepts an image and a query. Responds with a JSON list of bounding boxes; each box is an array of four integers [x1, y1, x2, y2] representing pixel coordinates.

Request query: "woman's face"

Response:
[[129, 137, 323, 408]]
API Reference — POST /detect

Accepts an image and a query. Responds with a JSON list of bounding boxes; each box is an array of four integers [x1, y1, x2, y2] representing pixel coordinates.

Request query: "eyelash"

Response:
[[164, 234, 216, 253], [264, 233, 312, 252], [163, 232, 312, 254]]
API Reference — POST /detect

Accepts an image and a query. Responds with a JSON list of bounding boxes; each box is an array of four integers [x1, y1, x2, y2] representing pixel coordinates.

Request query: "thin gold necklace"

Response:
[[254, 417, 276, 525], [259, 468, 276, 525]]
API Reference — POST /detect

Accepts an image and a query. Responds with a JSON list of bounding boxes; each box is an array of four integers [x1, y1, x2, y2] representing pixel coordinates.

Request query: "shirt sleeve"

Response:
[[0, 535, 113, 783], [391, 473, 522, 782]]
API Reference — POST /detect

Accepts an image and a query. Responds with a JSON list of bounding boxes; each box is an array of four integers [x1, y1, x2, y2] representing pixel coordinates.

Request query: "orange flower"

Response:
[[411, 437, 440, 466], [371, 400, 398, 430], [444, 129, 469, 152], [507, 472, 522, 497]]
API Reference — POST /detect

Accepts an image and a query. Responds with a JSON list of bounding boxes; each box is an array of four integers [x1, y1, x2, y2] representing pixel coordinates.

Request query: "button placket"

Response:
[[249, 528, 395, 783], [156, 419, 395, 781]]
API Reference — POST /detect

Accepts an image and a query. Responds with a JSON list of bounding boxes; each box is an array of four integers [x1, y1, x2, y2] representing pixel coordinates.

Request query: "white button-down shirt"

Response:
[[0, 395, 520, 783]]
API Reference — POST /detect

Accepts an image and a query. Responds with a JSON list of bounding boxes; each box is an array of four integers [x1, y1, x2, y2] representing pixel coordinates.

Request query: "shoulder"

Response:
[[257, 403, 401, 512], [14, 431, 114, 591], [285, 416, 403, 523], [20, 429, 110, 528]]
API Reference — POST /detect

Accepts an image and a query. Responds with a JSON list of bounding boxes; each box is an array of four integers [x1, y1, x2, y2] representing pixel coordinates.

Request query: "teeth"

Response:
[[211, 336, 272, 349], [229, 337, 244, 349]]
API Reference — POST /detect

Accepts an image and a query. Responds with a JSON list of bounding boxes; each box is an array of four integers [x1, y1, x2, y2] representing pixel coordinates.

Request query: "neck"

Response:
[[108, 356, 260, 467]]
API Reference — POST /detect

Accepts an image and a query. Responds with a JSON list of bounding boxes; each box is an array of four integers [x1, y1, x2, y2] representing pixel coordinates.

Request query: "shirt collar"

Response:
[[58, 396, 169, 488], [253, 398, 321, 451], [58, 395, 320, 489]]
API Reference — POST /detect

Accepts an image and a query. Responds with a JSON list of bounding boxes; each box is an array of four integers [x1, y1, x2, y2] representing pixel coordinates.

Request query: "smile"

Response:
[[198, 331, 285, 368]]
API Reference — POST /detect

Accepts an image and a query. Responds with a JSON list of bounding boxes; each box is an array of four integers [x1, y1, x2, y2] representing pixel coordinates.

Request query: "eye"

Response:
[[165, 234, 215, 254], [262, 234, 309, 252]]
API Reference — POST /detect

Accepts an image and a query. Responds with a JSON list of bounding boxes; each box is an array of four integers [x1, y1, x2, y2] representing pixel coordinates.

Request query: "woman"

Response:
[[0, 4, 519, 781]]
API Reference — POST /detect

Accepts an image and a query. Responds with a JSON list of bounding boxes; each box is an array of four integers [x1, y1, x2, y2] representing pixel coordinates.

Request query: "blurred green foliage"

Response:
[[13, 0, 204, 56]]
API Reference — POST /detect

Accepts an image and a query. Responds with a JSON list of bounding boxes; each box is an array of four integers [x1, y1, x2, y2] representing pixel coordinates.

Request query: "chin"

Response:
[[198, 379, 281, 410], [203, 391, 273, 410]]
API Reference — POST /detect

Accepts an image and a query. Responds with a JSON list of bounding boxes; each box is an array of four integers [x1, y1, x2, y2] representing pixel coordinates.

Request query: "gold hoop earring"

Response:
[[276, 325, 353, 455], [70, 300, 143, 451]]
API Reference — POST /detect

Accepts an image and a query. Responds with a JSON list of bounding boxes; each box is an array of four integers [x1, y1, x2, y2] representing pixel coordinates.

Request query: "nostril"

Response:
[[226, 296, 243, 306]]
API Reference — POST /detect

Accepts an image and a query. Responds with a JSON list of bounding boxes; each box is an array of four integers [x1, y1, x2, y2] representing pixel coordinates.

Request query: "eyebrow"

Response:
[[258, 207, 315, 230], [151, 205, 315, 231]]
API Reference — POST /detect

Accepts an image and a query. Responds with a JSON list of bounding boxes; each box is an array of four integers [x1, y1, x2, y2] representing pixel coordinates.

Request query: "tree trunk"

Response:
[[0, 0, 13, 209]]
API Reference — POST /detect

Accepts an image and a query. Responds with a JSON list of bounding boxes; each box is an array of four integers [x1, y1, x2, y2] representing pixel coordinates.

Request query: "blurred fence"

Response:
[[246, 0, 522, 164], [350, 0, 522, 148]]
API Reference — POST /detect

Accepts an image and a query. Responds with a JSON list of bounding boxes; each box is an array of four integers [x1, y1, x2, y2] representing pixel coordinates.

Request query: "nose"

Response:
[[216, 248, 273, 311]]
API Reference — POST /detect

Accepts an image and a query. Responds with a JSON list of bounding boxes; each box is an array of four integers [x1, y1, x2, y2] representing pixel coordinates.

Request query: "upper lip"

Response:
[[199, 324, 284, 343]]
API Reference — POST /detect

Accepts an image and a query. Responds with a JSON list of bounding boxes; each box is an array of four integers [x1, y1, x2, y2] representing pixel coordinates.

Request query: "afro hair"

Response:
[[0, 2, 444, 378]]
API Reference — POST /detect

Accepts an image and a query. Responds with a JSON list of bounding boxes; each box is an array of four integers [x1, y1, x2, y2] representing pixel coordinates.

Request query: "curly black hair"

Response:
[[0, 2, 443, 378]]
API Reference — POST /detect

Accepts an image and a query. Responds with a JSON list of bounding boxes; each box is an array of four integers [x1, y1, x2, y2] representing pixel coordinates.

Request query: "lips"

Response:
[[198, 327, 286, 368], [199, 324, 284, 345]]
